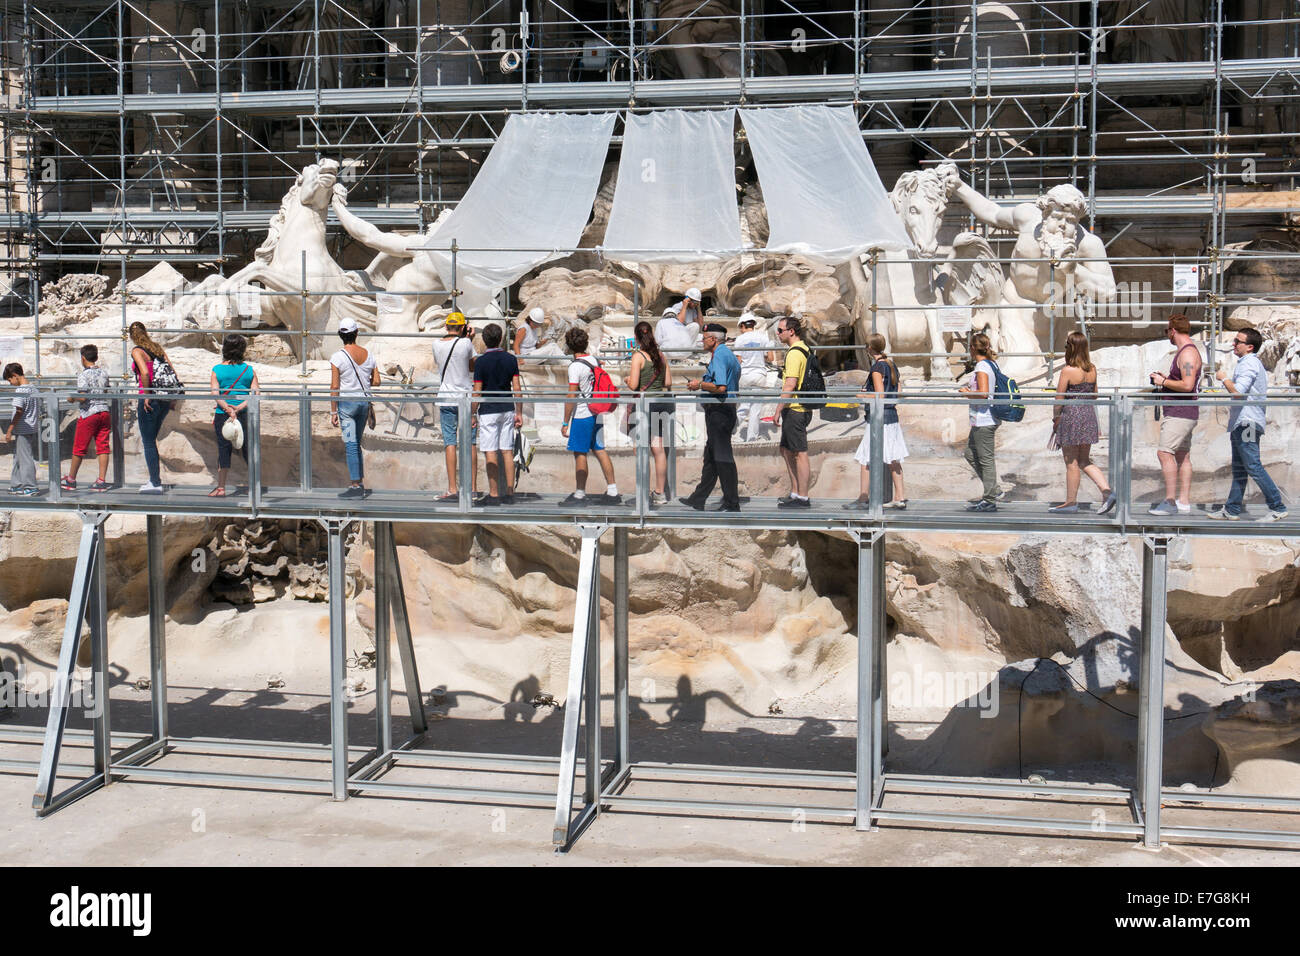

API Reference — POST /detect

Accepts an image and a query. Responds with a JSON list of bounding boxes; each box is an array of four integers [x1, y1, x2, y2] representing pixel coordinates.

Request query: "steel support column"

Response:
[[32, 513, 109, 815], [374, 521, 393, 759], [553, 524, 605, 848], [855, 529, 886, 830], [1138, 535, 1169, 849], [375, 520, 427, 737], [325, 518, 351, 800], [146, 514, 169, 742], [612, 527, 629, 777]]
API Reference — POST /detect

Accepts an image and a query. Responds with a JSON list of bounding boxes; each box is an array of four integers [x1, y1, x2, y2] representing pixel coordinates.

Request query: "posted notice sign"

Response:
[[937, 306, 973, 334], [1172, 263, 1200, 297]]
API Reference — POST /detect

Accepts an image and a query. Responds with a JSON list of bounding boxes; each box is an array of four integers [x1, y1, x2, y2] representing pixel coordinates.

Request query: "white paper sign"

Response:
[[0, 335, 23, 359], [236, 286, 262, 316], [376, 292, 404, 314], [1172, 263, 1200, 298], [937, 306, 972, 334]]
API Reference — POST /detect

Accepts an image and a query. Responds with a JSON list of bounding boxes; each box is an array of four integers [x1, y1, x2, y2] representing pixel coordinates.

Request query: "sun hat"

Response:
[[221, 414, 245, 450]]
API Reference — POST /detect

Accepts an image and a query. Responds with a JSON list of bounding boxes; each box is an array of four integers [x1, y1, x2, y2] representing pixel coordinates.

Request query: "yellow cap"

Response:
[[445, 311, 466, 326]]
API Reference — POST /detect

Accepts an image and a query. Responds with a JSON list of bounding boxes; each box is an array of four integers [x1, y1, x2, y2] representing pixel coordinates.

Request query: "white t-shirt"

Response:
[[433, 336, 474, 404], [330, 348, 377, 397], [733, 330, 772, 371], [567, 355, 598, 420], [518, 324, 539, 354], [969, 359, 996, 427], [655, 314, 697, 354]]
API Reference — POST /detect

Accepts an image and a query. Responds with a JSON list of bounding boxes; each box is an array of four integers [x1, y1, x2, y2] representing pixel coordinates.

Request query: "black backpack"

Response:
[[791, 343, 827, 410]]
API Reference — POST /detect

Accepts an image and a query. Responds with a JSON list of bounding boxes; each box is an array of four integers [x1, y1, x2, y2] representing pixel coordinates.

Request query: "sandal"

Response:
[[207, 487, 227, 498], [435, 491, 458, 501]]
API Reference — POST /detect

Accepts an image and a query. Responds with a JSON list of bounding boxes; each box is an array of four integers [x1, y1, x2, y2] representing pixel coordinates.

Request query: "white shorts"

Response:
[[854, 420, 910, 466], [477, 410, 516, 451]]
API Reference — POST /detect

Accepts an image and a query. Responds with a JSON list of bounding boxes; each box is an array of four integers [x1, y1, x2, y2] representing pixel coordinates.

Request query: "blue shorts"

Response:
[[566, 415, 604, 454], [439, 405, 477, 445]]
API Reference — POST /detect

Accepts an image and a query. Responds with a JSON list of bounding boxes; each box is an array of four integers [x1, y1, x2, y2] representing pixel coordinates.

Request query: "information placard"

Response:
[[937, 306, 972, 334], [236, 286, 262, 317], [1172, 263, 1200, 298]]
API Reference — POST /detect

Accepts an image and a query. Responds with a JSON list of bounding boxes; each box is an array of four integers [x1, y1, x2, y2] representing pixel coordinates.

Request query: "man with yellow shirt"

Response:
[[773, 315, 813, 509]]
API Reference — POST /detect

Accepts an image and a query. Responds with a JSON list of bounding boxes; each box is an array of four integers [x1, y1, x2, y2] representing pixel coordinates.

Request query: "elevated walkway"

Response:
[[1, 387, 1297, 849]]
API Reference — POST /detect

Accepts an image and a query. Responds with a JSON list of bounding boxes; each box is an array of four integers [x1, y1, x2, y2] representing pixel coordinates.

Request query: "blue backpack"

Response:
[[986, 360, 1025, 423]]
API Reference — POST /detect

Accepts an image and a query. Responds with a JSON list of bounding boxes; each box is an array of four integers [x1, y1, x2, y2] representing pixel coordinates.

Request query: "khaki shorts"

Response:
[[1158, 416, 1197, 455]]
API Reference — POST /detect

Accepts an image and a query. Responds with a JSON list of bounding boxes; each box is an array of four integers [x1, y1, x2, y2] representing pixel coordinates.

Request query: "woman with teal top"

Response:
[[208, 333, 260, 497]]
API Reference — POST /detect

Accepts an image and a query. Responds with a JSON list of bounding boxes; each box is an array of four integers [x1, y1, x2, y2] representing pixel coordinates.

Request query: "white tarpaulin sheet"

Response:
[[602, 109, 743, 262], [420, 111, 616, 312], [741, 105, 910, 263]]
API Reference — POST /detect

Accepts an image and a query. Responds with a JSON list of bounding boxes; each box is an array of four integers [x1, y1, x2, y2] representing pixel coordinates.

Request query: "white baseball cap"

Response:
[[527, 307, 545, 323], [338, 317, 359, 333], [685, 288, 702, 301]]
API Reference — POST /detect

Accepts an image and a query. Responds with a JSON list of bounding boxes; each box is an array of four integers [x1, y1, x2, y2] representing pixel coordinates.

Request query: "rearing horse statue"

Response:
[[179, 160, 374, 359]]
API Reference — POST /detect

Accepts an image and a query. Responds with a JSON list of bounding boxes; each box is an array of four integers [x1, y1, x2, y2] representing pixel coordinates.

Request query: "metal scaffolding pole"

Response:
[[1137, 535, 1169, 850], [146, 513, 169, 742], [31, 513, 109, 815], [854, 528, 885, 830], [553, 523, 605, 848], [325, 517, 350, 800], [612, 526, 629, 778]]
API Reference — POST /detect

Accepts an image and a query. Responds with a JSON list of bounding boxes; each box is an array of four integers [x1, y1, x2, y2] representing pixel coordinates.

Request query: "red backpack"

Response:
[[575, 357, 619, 414]]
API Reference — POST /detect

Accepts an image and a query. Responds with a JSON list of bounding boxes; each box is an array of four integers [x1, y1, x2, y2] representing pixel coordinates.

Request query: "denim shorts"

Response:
[[439, 405, 477, 445]]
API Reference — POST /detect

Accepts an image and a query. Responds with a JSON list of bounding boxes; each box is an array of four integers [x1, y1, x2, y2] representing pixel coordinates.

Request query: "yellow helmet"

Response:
[[445, 311, 467, 327]]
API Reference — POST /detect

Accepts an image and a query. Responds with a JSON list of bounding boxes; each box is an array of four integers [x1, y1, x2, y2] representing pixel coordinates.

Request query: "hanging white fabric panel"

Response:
[[741, 105, 910, 263], [420, 111, 616, 312], [602, 109, 743, 262]]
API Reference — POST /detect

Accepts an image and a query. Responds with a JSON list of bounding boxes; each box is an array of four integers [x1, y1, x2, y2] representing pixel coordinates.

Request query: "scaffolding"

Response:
[[0, 1, 1297, 349]]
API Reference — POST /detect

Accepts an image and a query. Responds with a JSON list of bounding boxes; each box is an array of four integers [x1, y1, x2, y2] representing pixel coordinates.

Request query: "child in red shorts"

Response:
[[64, 344, 112, 491]]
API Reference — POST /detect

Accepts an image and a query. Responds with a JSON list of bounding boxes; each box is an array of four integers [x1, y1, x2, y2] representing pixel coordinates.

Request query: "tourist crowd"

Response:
[[1, 306, 1290, 522]]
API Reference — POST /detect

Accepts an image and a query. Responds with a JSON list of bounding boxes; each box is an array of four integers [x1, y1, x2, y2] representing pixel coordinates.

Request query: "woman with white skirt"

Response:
[[844, 333, 908, 510]]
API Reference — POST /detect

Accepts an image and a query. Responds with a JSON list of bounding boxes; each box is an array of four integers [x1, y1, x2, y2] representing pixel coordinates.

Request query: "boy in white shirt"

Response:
[[560, 326, 619, 506]]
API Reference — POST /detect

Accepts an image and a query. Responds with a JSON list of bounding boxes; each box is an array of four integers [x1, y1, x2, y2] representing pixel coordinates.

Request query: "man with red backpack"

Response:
[[561, 326, 620, 506]]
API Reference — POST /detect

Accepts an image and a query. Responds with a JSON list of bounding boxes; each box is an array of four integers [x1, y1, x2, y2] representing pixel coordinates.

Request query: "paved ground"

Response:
[[2, 690, 1296, 866]]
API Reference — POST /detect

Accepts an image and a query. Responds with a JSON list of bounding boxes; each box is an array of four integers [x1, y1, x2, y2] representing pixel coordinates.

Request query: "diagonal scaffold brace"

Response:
[[32, 512, 111, 816], [349, 520, 428, 785], [553, 524, 609, 849]]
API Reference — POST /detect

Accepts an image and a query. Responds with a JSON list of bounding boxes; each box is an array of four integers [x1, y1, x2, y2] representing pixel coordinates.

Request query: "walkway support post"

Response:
[[146, 514, 169, 742], [612, 527, 630, 778], [325, 518, 351, 801], [553, 524, 606, 848], [855, 529, 886, 830], [32, 513, 109, 815], [1138, 535, 1169, 849]]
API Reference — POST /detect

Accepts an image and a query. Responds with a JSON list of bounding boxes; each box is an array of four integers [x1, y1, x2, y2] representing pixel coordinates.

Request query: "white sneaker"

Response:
[[1175, 500, 1192, 514], [138, 482, 164, 494], [1265, 510, 1289, 522]]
